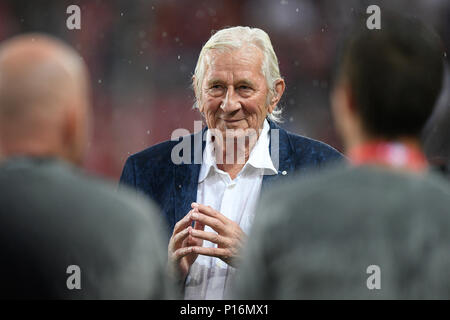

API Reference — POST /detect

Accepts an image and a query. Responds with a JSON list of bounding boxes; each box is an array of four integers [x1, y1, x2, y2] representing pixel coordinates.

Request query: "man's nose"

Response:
[[220, 87, 241, 113]]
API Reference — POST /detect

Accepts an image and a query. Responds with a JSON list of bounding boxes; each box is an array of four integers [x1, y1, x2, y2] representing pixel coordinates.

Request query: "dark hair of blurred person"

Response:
[[0, 34, 172, 299], [234, 13, 450, 299], [334, 13, 443, 142]]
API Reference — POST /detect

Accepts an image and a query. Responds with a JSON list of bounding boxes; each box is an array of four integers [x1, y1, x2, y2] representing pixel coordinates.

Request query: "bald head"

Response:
[[0, 33, 91, 165]]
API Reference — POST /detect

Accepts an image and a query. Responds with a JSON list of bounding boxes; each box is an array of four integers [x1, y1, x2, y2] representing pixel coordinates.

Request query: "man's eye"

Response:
[[208, 85, 224, 96], [239, 86, 251, 90]]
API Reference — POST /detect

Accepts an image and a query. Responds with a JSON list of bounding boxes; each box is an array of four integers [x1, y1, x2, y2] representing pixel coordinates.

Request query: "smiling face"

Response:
[[198, 45, 280, 137]]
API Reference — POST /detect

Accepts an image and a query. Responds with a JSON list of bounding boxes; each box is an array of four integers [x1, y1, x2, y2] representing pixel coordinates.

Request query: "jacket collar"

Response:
[[262, 119, 296, 192]]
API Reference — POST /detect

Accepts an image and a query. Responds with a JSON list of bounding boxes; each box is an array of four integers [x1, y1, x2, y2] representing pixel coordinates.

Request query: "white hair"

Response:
[[192, 26, 283, 123]]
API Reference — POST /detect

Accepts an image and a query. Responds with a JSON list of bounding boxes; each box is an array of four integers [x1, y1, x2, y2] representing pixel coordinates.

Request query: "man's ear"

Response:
[[62, 103, 87, 165], [268, 79, 285, 114], [331, 81, 364, 150], [331, 83, 356, 120], [61, 105, 77, 162]]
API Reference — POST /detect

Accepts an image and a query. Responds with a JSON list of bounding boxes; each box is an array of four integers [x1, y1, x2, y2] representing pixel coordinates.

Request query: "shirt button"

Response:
[[228, 183, 236, 189], [281, 170, 287, 176]]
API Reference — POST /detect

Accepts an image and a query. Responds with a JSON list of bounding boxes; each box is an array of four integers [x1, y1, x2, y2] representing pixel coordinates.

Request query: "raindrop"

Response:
[[120, 12, 124, 17], [162, 32, 167, 38], [146, 130, 150, 135], [289, 117, 294, 122], [145, 66, 149, 70], [98, 79, 102, 84], [296, 8, 299, 13], [280, 0, 288, 4], [444, 52, 447, 58], [177, 55, 181, 60]]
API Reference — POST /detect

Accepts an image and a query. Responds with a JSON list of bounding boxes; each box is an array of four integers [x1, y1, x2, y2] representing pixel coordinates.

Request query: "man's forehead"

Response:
[[208, 45, 262, 63], [204, 46, 264, 79]]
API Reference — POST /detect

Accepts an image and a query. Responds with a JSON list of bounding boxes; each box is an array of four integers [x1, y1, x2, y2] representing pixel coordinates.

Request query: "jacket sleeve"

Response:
[[119, 156, 136, 188]]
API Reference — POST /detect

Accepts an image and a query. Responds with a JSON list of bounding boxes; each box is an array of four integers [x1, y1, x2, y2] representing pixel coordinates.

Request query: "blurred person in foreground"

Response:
[[234, 13, 450, 299], [422, 74, 450, 180], [120, 26, 344, 299], [0, 34, 171, 299]]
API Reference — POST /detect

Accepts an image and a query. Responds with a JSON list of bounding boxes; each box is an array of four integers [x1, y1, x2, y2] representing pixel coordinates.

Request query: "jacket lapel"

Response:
[[262, 119, 295, 193], [173, 127, 206, 226]]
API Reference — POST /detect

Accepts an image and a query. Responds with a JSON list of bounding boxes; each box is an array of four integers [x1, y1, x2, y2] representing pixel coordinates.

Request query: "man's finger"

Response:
[[190, 229, 231, 247], [170, 226, 191, 250], [173, 210, 193, 234], [192, 246, 230, 260], [171, 246, 196, 262], [193, 220, 205, 231], [191, 212, 225, 233], [192, 203, 228, 223], [186, 233, 203, 247]]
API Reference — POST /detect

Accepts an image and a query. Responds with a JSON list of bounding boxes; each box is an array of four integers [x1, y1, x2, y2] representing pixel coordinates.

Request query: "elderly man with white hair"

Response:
[[120, 26, 344, 299]]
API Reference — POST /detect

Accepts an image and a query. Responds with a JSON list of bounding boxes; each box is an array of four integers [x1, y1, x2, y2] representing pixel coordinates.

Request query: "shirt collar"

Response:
[[198, 119, 277, 183]]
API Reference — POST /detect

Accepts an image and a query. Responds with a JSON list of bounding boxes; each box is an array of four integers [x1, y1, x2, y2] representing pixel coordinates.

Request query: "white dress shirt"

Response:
[[184, 119, 277, 300]]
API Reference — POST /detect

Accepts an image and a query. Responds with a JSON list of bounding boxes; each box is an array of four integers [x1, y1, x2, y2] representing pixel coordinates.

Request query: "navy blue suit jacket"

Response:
[[120, 119, 344, 238]]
